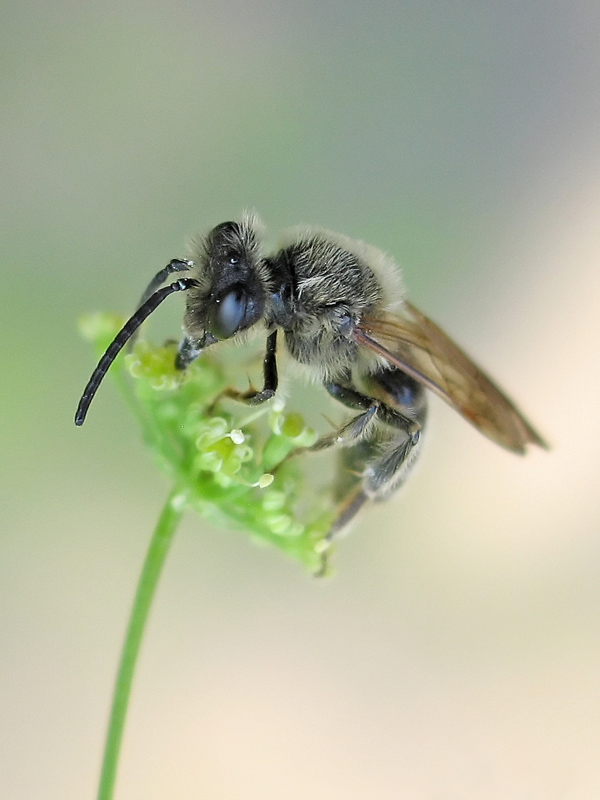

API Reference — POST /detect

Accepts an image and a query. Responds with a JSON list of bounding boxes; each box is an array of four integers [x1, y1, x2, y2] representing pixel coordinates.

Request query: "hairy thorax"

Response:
[[274, 230, 391, 381]]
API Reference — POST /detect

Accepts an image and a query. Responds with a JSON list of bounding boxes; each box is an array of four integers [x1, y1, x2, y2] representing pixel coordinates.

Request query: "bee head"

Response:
[[185, 214, 270, 341]]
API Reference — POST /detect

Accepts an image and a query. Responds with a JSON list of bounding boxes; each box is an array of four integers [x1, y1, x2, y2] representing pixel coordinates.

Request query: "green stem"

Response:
[[97, 486, 186, 800]]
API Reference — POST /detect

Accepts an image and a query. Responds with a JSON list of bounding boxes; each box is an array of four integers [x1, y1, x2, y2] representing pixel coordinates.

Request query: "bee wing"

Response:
[[355, 301, 547, 453]]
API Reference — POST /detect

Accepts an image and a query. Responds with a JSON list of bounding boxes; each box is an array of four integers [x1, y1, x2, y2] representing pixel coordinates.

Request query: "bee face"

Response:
[[184, 216, 270, 342]]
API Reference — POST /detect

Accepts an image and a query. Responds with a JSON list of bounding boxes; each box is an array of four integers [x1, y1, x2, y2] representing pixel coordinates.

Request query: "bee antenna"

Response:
[[75, 277, 198, 426]]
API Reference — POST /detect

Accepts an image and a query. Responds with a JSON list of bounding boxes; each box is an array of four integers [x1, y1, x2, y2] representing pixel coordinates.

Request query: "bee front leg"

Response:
[[175, 335, 205, 369], [223, 331, 278, 405]]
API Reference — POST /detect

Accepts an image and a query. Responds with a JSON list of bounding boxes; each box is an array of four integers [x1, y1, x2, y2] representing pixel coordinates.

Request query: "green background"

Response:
[[2, 1, 600, 798]]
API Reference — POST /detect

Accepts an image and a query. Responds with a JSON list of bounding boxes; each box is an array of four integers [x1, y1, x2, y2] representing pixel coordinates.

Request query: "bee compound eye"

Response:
[[210, 289, 247, 340], [334, 309, 354, 336]]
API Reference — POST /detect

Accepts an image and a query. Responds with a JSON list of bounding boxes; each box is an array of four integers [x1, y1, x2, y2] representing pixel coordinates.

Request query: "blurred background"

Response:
[[2, 1, 600, 798]]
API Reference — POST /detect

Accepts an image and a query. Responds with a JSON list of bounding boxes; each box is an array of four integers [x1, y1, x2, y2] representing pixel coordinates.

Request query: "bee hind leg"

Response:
[[312, 378, 420, 453], [309, 376, 423, 543], [360, 368, 428, 501], [361, 427, 424, 500]]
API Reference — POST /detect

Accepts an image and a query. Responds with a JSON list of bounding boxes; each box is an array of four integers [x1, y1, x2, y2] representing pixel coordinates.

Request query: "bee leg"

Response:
[[324, 485, 370, 545], [312, 484, 371, 574], [223, 331, 279, 405], [175, 335, 205, 369], [312, 380, 419, 452], [321, 372, 426, 542], [311, 393, 380, 451], [324, 427, 424, 548], [361, 428, 423, 499], [360, 369, 428, 500]]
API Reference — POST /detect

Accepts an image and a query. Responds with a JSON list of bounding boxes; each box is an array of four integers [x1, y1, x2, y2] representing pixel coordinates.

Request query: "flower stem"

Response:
[[97, 486, 186, 800]]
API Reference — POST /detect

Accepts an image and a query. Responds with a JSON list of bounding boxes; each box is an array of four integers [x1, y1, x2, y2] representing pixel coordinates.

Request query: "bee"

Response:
[[75, 213, 546, 538]]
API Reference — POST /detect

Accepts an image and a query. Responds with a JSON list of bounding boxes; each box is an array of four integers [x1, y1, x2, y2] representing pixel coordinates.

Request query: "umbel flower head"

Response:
[[79, 313, 337, 573]]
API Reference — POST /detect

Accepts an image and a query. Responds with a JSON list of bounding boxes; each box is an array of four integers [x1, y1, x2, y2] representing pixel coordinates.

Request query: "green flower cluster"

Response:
[[80, 313, 337, 572]]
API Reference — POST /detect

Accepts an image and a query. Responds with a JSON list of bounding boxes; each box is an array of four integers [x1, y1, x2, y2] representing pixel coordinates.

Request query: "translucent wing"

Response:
[[355, 301, 547, 453]]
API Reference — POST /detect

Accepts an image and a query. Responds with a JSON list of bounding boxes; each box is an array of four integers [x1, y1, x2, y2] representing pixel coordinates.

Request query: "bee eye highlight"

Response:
[[210, 289, 246, 340]]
